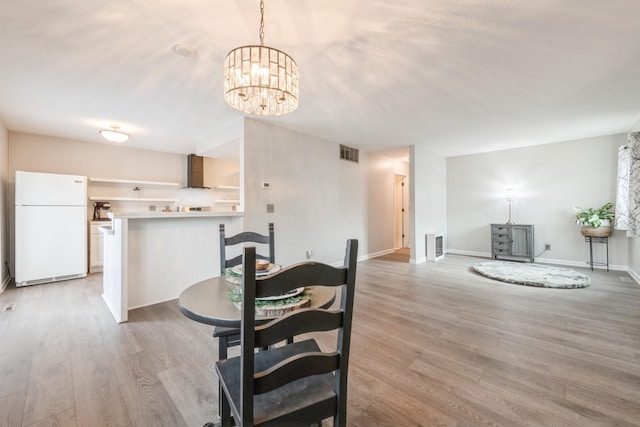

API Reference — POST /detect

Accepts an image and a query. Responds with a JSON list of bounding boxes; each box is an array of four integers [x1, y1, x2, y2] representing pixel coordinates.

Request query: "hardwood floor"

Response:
[[1, 254, 639, 426]]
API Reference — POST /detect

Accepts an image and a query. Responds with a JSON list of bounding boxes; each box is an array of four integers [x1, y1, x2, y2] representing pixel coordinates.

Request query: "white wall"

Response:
[[447, 134, 629, 269], [242, 119, 400, 265], [0, 121, 8, 291], [409, 145, 447, 264]]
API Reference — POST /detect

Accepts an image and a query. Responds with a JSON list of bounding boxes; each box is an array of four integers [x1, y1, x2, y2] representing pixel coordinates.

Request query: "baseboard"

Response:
[[361, 248, 395, 261], [411, 256, 427, 264], [446, 250, 631, 273], [328, 248, 396, 267], [0, 276, 10, 294], [446, 249, 491, 259], [628, 266, 640, 285], [535, 256, 628, 272]]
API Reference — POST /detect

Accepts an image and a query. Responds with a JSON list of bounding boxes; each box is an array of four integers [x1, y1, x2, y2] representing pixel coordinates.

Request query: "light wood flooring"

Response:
[[1, 254, 640, 426]]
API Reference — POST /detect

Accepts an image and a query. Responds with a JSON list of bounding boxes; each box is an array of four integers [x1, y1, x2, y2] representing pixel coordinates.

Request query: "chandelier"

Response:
[[224, 0, 298, 116]]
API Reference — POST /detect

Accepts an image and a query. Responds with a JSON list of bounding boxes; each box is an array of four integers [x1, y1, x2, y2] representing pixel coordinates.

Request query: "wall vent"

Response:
[[340, 145, 359, 163]]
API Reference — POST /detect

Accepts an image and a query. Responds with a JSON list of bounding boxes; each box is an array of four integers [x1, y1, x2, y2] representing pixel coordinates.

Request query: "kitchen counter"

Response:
[[114, 211, 244, 219], [101, 212, 244, 323]]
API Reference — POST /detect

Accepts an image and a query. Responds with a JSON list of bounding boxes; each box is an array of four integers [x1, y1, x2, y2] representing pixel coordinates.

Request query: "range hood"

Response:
[[187, 154, 209, 188]]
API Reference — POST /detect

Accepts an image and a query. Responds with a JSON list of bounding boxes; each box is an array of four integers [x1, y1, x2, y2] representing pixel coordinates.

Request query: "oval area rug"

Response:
[[472, 261, 590, 288]]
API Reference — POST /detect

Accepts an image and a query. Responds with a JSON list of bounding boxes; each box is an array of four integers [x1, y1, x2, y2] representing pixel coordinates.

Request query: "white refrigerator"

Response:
[[15, 171, 88, 287]]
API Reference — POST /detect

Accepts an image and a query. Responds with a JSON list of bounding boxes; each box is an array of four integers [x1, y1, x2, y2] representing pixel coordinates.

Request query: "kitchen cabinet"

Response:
[[89, 221, 105, 273], [491, 224, 534, 262]]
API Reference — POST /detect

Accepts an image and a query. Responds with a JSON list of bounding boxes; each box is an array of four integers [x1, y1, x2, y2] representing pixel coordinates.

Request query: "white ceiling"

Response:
[[1, 0, 639, 159]]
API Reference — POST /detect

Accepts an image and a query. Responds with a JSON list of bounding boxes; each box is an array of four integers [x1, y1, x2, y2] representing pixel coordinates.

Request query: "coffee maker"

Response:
[[93, 202, 112, 221]]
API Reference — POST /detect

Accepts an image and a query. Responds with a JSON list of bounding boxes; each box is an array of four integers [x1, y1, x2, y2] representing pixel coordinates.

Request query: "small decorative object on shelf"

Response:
[[133, 186, 141, 198], [574, 202, 614, 237]]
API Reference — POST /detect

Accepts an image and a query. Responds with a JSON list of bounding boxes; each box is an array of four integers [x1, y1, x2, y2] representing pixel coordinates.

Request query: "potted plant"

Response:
[[574, 202, 614, 237]]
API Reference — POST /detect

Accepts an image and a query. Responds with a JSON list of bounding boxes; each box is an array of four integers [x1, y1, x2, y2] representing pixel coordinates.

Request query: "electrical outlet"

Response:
[[545, 244, 551, 251]]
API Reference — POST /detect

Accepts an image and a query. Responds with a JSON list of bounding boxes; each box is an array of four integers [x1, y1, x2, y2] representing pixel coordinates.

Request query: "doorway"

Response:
[[394, 174, 408, 249]]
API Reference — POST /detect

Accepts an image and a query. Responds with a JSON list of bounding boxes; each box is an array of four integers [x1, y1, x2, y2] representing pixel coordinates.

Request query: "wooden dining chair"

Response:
[[219, 223, 275, 275], [215, 223, 276, 360], [215, 239, 358, 427]]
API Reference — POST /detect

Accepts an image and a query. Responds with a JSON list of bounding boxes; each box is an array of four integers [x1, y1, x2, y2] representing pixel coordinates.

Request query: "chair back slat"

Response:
[[255, 262, 347, 298], [255, 309, 343, 348], [254, 352, 340, 395], [226, 231, 271, 246]]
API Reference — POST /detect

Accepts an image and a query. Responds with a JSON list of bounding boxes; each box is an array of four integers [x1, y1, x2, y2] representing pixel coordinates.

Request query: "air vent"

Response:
[[340, 145, 359, 163]]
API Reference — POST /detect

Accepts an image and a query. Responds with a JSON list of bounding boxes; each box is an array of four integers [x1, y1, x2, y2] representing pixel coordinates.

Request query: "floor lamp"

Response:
[[505, 189, 515, 224]]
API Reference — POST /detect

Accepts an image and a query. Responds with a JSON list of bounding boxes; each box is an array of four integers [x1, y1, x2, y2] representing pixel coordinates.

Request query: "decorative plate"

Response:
[[225, 263, 281, 285]]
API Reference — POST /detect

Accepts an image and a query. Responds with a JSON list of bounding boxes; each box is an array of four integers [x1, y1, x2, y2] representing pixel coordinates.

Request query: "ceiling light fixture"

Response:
[[99, 125, 129, 143], [224, 0, 298, 116]]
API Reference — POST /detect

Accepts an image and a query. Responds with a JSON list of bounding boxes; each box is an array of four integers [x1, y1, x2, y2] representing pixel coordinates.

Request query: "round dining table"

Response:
[[178, 275, 337, 327]]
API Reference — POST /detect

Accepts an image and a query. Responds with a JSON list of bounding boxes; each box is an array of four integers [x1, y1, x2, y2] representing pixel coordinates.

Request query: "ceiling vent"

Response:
[[340, 145, 359, 163]]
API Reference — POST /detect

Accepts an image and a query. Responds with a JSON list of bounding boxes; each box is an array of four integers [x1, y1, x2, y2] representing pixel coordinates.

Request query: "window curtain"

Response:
[[615, 144, 630, 230], [624, 132, 640, 237]]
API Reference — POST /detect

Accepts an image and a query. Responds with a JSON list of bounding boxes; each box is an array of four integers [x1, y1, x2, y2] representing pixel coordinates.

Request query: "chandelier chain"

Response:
[[259, 0, 265, 46]]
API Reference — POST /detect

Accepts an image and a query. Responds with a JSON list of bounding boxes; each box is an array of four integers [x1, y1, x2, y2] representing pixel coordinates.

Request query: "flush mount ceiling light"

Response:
[[99, 125, 129, 143], [224, 0, 298, 116]]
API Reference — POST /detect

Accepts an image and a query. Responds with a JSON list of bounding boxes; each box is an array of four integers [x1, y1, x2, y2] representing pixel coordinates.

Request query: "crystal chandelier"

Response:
[[224, 0, 298, 116]]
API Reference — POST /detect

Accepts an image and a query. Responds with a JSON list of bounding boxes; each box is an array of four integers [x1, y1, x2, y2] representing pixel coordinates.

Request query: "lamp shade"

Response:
[[505, 188, 515, 202], [99, 126, 129, 143]]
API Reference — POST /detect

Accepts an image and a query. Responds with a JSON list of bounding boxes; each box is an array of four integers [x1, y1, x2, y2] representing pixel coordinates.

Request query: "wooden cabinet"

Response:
[[89, 222, 105, 273], [491, 224, 534, 263]]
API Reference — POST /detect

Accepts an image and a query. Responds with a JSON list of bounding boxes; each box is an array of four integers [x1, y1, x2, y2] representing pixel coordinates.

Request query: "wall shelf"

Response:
[[89, 196, 178, 202], [89, 177, 180, 187], [214, 200, 240, 204], [213, 185, 240, 190]]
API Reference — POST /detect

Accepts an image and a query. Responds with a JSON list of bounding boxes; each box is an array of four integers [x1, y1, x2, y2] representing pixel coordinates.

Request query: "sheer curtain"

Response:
[[621, 132, 640, 237], [615, 144, 630, 230]]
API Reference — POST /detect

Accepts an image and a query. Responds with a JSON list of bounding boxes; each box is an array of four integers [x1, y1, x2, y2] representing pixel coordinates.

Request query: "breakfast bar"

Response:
[[101, 211, 244, 323]]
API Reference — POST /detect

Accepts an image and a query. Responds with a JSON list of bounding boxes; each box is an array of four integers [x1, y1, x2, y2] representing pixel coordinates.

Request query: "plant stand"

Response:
[[585, 236, 609, 271]]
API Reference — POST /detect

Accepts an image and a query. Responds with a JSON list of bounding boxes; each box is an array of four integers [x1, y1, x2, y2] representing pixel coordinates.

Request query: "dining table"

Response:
[[178, 275, 337, 327]]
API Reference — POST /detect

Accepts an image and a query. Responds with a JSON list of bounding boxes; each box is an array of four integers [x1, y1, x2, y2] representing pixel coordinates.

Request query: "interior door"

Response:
[[394, 174, 408, 248]]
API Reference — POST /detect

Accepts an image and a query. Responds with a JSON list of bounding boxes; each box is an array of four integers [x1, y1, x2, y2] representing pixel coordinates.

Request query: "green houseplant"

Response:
[[574, 202, 614, 237]]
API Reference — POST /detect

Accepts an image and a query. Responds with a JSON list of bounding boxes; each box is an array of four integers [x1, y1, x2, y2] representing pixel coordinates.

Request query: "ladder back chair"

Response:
[[215, 223, 276, 360], [219, 223, 275, 275], [215, 239, 358, 427]]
